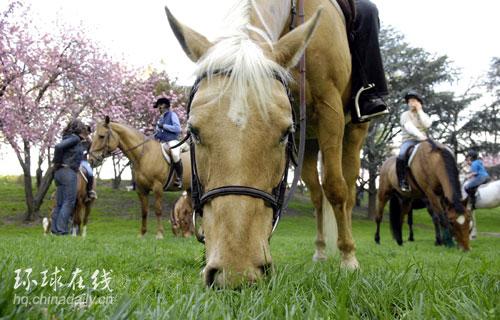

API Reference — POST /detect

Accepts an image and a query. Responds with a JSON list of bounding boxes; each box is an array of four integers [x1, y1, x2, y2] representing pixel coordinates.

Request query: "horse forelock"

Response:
[[428, 139, 464, 213], [194, 0, 290, 128]]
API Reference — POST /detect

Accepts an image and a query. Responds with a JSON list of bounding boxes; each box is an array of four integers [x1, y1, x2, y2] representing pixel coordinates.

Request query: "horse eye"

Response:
[[188, 126, 201, 143], [279, 126, 293, 144]]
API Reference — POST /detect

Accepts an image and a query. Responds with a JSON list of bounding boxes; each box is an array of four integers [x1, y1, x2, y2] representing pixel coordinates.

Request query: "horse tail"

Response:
[[319, 158, 338, 256], [389, 193, 403, 245]]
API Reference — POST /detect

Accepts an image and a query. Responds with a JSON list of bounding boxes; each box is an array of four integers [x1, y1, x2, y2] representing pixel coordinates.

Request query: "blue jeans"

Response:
[[465, 176, 490, 193], [80, 160, 93, 176], [398, 140, 420, 160], [51, 168, 77, 235]]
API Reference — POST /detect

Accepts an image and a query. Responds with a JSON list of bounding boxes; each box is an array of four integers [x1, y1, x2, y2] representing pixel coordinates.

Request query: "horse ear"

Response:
[[165, 6, 213, 62], [272, 7, 323, 69]]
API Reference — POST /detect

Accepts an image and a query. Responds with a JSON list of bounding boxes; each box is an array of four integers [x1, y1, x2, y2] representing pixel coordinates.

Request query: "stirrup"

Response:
[[399, 182, 411, 192], [353, 84, 389, 122]]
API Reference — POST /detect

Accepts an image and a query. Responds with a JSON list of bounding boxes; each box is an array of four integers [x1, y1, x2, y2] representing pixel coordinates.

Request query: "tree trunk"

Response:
[[367, 168, 378, 221]]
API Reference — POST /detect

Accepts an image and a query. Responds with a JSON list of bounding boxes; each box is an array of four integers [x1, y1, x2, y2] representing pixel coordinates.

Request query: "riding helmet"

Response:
[[154, 97, 170, 109], [467, 150, 478, 159], [404, 91, 423, 104]]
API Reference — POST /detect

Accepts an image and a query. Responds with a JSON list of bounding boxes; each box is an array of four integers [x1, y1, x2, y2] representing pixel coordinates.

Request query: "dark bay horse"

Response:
[[88, 117, 191, 239], [375, 140, 472, 251], [166, 0, 369, 287], [44, 170, 94, 236]]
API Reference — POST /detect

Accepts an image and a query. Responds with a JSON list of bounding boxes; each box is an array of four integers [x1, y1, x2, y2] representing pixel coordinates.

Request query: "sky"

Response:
[[1, 0, 500, 177]]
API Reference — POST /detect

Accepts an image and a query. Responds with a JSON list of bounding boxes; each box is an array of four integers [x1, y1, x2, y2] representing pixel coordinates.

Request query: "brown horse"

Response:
[[166, 0, 369, 287], [374, 140, 471, 251], [88, 117, 191, 239], [43, 170, 94, 237], [170, 191, 194, 238]]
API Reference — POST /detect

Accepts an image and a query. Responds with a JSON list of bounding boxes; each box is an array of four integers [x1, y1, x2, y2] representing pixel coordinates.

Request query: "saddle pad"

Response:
[[79, 167, 88, 183], [407, 143, 422, 167]]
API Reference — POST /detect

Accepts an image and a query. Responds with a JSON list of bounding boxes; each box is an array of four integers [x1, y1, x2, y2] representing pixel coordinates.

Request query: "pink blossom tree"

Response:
[[0, 2, 188, 219]]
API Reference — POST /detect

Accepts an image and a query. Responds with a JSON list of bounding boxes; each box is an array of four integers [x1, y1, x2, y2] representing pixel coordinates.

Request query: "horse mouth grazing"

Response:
[[203, 263, 274, 288]]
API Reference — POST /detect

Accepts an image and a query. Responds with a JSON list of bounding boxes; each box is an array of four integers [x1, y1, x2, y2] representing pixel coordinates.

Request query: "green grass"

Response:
[[0, 176, 499, 319]]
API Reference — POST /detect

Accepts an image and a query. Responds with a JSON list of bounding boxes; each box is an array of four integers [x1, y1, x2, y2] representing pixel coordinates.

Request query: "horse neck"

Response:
[[250, 0, 291, 42], [110, 123, 147, 163], [422, 146, 461, 205]]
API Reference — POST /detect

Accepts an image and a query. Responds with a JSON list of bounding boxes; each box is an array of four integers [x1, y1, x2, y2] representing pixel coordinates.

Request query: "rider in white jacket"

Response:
[[397, 92, 433, 191]]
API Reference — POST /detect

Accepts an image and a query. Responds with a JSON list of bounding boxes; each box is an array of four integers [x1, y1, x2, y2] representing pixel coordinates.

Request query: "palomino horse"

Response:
[[460, 176, 500, 238], [88, 117, 191, 239], [166, 0, 368, 286], [43, 170, 94, 237], [170, 191, 194, 238], [375, 140, 471, 250]]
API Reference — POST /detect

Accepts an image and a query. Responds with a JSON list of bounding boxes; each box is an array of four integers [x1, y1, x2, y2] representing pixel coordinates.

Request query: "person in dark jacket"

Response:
[[350, 0, 389, 123], [81, 125, 97, 201], [154, 97, 183, 189], [50, 119, 85, 235]]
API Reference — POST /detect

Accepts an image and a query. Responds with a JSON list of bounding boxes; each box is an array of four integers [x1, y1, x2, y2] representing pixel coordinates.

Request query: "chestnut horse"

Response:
[[375, 140, 471, 251], [166, 0, 368, 286], [43, 170, 94, 237], [170, 191, 194, 238], [88, 117, 191, 239]]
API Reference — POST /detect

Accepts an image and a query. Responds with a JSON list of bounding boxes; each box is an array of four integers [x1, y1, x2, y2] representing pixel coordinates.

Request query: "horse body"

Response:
[[166, 0, 367, 287], [44, 171, 93, 236], [170, 191, 194, 238], [375, 141, 471, 250], [89, 119, 191, 239]]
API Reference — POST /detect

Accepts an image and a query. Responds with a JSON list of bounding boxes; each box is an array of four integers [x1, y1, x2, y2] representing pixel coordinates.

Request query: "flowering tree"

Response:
[[0, 2, 188, 219]]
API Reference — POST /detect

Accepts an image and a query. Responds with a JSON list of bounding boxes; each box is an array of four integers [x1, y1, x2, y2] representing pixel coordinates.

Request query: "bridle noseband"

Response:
[[186, 70, 301, 244]]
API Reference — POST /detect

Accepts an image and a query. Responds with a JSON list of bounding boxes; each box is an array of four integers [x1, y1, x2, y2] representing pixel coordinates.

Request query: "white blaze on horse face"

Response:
[[456, 215, 466, 225]]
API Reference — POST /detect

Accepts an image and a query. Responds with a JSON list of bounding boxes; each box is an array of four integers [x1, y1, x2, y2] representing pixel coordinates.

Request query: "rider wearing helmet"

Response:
[[397, 91, 433, 191], [464, 151, 490, 209], [154, 97, 183, 189]]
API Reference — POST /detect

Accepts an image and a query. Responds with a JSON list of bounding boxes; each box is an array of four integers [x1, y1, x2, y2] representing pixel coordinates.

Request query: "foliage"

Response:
[[0, 1, 188, 212]]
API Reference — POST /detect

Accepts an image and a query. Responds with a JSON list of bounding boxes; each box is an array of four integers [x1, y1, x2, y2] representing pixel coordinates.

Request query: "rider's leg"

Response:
[[350, 0, 389, 122]]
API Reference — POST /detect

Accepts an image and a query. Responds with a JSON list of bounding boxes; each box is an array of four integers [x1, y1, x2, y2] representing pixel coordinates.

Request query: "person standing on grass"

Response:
[[50, 119, 85, 235]]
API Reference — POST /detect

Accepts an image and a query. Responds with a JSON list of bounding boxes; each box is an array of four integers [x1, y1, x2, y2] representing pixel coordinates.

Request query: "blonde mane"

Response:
[[194, 0, 291, 127]]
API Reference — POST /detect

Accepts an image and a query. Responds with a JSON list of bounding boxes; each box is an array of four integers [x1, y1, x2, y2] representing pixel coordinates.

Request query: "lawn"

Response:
[[0, 176, 499, 319]]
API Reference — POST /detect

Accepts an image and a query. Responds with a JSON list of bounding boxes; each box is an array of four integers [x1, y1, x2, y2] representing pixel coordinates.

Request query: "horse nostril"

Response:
[[205, 267, 219, 287], [259, 264, 273, 277]]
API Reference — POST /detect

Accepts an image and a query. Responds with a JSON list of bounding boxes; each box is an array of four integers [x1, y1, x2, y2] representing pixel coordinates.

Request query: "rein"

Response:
[[90, 124, 150, 167]]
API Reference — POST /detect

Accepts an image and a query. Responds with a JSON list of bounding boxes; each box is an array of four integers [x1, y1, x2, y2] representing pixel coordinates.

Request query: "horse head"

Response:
[[442, 197, 472, 251], [165, 5, 322, 287], [89, 116, 119, 167]]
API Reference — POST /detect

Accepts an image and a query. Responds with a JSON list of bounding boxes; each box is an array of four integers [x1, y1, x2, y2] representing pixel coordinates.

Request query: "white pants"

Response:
[[168, 140, 181, 163]]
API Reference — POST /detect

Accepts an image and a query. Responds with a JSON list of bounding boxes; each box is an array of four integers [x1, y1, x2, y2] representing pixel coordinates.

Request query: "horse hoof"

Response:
[[408, 237, 414, 242], [313, 253, 327, 262], [156, 234, 164, 240], [340, 253, 360, 270], [138, 234, 144, 238]]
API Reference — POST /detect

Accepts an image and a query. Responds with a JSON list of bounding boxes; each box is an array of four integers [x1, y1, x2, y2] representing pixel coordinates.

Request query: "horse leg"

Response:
[[82, 201, 92, 237], [399, 199, 413, 245], [317, 102, 358, 269], [375, 185, 391, 245], [470, 211, 477, 240], [72, 202, 81, 237], [153, 186, 164, 239], [427, 205, 442, 245], [137, 189, 149, 238], [300, 141, 327, 261], [407, 209, 414, 242]]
